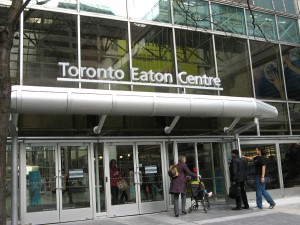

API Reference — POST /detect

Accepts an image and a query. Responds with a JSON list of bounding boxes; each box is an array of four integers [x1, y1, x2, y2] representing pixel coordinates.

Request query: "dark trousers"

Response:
[[111, 186, 119, 205], [235, 181, 249, 208]]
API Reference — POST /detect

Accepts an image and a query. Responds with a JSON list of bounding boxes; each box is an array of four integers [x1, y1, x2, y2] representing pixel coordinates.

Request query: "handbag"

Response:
[[228, 185, 238, 199], [117, 179, 128, 190]]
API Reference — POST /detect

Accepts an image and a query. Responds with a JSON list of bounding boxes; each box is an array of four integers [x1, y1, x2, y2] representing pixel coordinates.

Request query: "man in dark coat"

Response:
[[169, 155, 201, 217], [229, 149, 249, 210]]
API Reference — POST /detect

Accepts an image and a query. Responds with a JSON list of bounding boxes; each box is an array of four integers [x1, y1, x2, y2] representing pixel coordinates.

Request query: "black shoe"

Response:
[[242, 206, 249, 209], [182, 211, 187, 215], [232, 207, 242, 210], [175, 215, 179, 217]]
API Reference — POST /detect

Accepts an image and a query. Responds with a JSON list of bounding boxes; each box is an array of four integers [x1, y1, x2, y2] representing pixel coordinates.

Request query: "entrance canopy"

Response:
[[11, 85, 278, 119]]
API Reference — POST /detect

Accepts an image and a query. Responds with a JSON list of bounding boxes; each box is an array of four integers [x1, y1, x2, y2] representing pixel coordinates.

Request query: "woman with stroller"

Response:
[[169, 155, 201, 217]]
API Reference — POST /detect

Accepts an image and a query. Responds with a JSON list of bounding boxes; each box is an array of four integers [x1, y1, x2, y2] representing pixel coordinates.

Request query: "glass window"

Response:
[[130, 24, 175, 93], [281, 46, 300, 101], [23, 10, 78, 88], [175, 30, 216, 95], [279, 143, 300, 188], [246, 10, 277, 40], [259, 102, 290, 135], [273, 0, 285, 12], [28, 0, 77, 11], [284, 0, 297, 14], [250, 40, 285, 100], [128, 0, 171, 23], [173, 0, 211, 30], [241, 144, 280, 191], [80, 16, 129, 90], [253, 0, 273, 10], [80, 0, 126, 17], [214, 35, 253, 97], [277, 17, 300, 44], [211, 3, 246, 35], [289, 103, 300, 135]]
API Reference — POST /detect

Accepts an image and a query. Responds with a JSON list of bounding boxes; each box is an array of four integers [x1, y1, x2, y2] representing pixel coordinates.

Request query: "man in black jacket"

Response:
[[230, 149, 249, 210]]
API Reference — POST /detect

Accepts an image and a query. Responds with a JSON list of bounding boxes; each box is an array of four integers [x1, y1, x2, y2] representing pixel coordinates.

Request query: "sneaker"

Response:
[[232, 207, 242, 210], [242, 206, 249, 209], [252, 206, 263, 210], [269, 204, 276, 209]]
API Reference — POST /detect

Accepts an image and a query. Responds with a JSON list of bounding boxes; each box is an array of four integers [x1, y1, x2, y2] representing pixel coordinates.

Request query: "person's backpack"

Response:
[[168, 164, 179, 178]]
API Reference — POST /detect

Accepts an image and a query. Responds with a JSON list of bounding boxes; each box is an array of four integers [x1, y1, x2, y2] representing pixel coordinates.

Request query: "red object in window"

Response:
[[193, 167, 197, 173]]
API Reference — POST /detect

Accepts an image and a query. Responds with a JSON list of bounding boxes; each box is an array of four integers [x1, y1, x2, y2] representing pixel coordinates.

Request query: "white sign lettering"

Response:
[[57, 62, 222, 91]]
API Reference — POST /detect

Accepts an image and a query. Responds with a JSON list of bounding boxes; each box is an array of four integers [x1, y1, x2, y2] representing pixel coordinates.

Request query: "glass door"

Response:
[[59, 144, 93, 222], [106, 143, 166, 217], [20, 143, 92, 224]]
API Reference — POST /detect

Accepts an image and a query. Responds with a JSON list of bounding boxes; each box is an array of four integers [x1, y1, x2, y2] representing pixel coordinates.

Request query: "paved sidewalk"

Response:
[[52, 196, 300, 225]]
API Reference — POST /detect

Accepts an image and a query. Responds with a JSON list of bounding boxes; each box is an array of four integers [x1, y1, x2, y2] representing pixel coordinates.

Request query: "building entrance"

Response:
[[105, 143, 167, 217], [20, 143, 93, 224]]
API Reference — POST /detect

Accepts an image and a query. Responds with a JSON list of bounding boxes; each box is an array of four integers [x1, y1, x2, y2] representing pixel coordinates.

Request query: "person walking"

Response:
[[229, 149, 249, 210], [242, 147, 276, 209], [169, 155, 201, 217], [109, 159, 119, 205]]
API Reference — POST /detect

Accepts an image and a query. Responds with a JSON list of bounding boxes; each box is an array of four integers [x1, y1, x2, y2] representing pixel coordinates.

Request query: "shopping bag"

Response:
[[117, 179, 128, 190]]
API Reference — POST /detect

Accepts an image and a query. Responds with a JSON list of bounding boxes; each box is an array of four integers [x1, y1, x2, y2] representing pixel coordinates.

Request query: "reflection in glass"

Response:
[[214, 35, 252, 97], [281, 46, 300, 101], [241, 144, 280, 191], [173, 0, 210, 29], [23, 10, 78, 87], [279, 143, 300, 188], [138, 145, 164, 203], [253, 0, 273, 10], [175, 30, 216, 95], [61, 146, 90, 210], [251, 41, 285, 100], [273, 0, 285, 12], [259, 102, 289, 135], [94, 143, 106, 212], [80, 0, 126, 17], [26, 146, 56, 213], [246, 10, 277, 40], [128, 0, 170, 23], [80, 16, 129, 90], [289, 103, 300, 135], [131, 24, 175, 93], [284, 0, 297, 14], [28, 0, 78, 11], [277, 17, 300, 44], [211, 3, 246, 35]]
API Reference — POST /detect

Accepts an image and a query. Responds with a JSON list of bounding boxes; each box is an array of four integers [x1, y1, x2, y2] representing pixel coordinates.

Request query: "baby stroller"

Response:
[[188, 180, 210, 213]]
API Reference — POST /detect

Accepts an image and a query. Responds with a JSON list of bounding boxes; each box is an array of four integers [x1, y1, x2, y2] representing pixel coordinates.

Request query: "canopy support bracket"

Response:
[[224, 118, 240, 134], [164, 116, 180, 134], [93, 115, 107, 134]]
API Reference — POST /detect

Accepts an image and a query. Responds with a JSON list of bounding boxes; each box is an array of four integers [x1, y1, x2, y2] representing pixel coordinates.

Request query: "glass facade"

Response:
[[1, 0, 298, 136], [3, 0, 300, 223]]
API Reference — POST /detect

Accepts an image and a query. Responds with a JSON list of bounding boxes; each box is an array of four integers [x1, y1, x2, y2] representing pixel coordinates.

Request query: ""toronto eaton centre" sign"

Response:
[[57, 62, 223, 91]]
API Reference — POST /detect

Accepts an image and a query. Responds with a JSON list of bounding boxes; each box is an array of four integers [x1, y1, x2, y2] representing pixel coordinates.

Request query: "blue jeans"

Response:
[[255, 176, 276, 208]]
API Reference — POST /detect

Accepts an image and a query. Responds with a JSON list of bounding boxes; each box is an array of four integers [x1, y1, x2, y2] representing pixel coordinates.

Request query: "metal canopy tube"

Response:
[[11, 85, 278, 119], [164, 116, 180, 134]]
